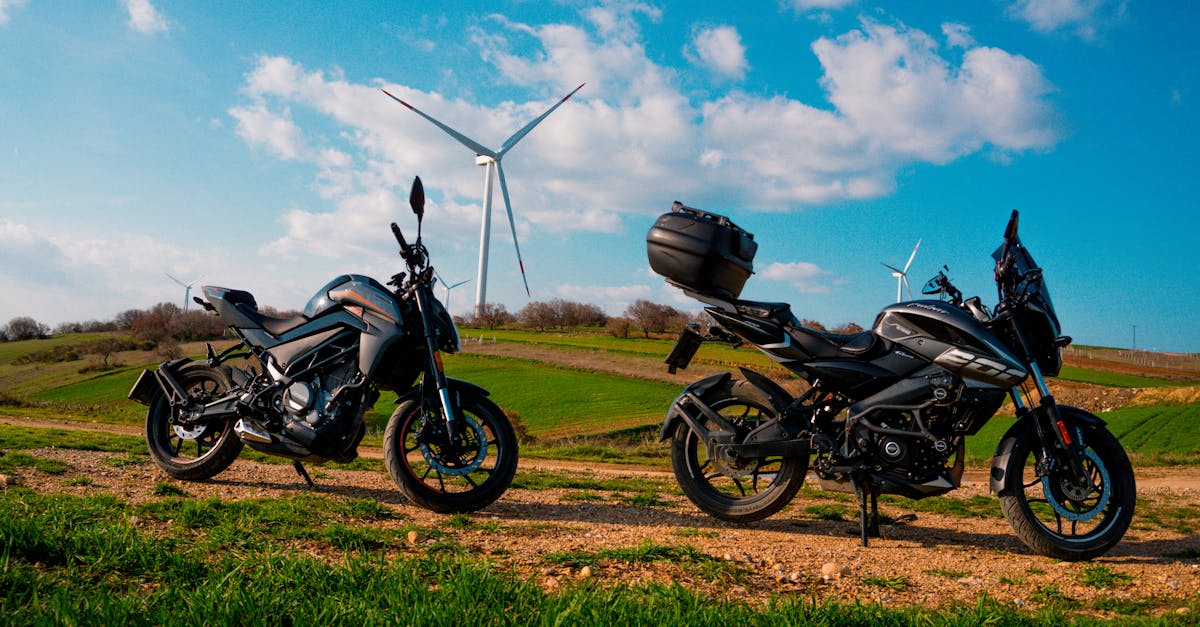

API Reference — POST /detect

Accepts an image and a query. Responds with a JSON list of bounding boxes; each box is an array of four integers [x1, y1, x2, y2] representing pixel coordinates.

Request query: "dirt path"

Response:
[[5, 417, 1200, 613], [6, 414, 1200, 492], [5, 444, 1199, 617]]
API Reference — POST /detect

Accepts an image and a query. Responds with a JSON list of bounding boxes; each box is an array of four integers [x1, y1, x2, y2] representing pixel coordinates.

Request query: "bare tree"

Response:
[[471, 303, 512, 330], [606, 316, 632, 338], [624, 300, 686, 338], [3, 317, 49, 341], [830, 322, 864, 335], [518, 301, 557, 331]]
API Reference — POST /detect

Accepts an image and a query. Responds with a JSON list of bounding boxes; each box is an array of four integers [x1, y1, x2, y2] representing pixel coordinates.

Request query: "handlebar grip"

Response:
[[390, 222, 409, 252]]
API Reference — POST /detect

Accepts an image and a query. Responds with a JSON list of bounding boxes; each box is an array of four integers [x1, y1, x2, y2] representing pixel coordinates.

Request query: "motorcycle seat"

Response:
[[211, 287, 310, 336], [234, 304, 310, 336], [732, 298, 880, 359]]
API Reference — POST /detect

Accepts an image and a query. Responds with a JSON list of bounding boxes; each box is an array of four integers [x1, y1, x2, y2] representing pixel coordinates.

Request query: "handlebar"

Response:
[[391, 222, 409, 254]]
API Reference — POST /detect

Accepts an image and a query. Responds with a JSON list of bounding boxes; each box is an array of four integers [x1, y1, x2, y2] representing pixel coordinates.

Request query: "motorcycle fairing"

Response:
[[873, 300, 1027, 387], [204, 275, 412, 380]]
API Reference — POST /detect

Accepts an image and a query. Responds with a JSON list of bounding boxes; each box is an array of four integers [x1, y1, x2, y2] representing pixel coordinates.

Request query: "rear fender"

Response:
[[989, 405, 1106, 493], [658, 369, 796, 442], [128, 358, 194, 406], [658, 372, 732, 441]]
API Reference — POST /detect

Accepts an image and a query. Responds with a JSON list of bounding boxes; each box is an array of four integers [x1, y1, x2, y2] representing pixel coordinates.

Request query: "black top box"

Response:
[[646, 202, 757, 300]]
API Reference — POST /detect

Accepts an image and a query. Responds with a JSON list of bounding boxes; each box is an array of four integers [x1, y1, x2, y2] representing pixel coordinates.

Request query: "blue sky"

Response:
[[0, 0, 1196, 352]]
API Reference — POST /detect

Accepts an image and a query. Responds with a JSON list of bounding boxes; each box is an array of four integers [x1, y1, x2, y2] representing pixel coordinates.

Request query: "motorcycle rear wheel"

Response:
[[145, 363, 244, 481], [384, 389, 517, 514], [998, 420, 1135, 561], [670, 379, 807, 523]]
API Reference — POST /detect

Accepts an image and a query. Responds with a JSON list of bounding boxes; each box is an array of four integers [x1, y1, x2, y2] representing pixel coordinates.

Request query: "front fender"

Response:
[[989, 405, 1106, 493], [394, 377, 491, 406]]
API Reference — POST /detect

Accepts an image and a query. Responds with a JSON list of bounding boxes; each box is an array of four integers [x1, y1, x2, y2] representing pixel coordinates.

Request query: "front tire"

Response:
[[145, 363, 244, 481], [997, 420, 1135, 561], [384, 388, 518, 513], [670, 379, 807, 523]]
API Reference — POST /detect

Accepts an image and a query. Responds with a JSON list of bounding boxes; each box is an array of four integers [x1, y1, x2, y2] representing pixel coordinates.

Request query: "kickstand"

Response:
[[853, 478, 881, 547], [293, 460, 315, 487]]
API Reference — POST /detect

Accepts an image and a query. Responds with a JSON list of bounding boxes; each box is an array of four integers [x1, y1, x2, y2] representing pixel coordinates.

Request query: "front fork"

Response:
[[413, 284, 459, 433], [1010, 361, 1088, 483]]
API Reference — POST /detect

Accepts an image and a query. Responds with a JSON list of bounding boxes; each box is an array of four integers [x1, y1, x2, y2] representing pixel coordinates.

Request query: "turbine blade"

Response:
[[381, 89, 496, 158], [449, 280, 470, 289], [497, 83, 585, 157], [903, 238, 922, 273], [166, 272, 186, 287], [902, 275, 912, 300], [495, 162, 531, 298], [882, 263, 903, 275]]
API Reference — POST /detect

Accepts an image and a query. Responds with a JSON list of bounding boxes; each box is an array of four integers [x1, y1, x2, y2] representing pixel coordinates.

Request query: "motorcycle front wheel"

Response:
[[145, 363, 244, 481], [997, 420, 1135, 561], [670, 378, 807, 523], [384, 388, 518, 514]]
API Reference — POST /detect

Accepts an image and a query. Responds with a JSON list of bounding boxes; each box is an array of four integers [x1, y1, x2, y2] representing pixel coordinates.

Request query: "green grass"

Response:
[[1054, 365, 1186, 388], [1, 489, 1194, 624], [443, 353, 681, 437], [0, 424, 147, 454], [5, 334, 1200, 468], [1077, 564, 1134, 589]]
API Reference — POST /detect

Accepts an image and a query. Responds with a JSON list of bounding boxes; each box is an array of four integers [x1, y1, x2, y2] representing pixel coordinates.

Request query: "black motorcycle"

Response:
[[646, 204, 1134, 560], [129, 177, 518, 513]]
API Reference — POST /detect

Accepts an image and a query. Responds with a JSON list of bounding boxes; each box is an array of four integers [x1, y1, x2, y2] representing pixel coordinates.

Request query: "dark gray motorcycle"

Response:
[[129, 177, 517, 513], [647, 205, 1134, 560]]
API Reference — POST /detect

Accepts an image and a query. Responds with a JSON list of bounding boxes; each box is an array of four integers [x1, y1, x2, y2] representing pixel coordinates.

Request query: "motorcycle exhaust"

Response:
[[234, 419, 273, 444]]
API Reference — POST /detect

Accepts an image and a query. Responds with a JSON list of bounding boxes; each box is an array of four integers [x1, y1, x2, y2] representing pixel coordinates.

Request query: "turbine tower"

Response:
[[382, 83, 585, 315], [882, 239, 921, 302], [166, 273, 201, 312]]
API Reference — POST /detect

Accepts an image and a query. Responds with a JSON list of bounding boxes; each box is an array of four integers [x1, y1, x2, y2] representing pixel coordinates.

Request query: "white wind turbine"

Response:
[[381, 83, 585, 315], [882, 239, 921, 302], [166, 273, 202, 312], [436, 272, 470, 312]]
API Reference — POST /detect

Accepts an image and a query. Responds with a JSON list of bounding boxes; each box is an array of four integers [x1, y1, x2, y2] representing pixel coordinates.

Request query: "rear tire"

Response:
[[670, 379, 807, 523], [145, 363, 243, 481], [998, 420, 1134, 561]]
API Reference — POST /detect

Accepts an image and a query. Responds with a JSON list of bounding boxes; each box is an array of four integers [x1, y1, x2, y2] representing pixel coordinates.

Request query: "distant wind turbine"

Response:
[[882, 239, 921, 302], [436, 272, 470, 312], [166, 273, 202, 312], [381, 83, 585, 314]]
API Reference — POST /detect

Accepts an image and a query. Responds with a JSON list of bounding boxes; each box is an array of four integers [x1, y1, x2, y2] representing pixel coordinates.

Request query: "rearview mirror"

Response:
[[409, 176, 425, 218]]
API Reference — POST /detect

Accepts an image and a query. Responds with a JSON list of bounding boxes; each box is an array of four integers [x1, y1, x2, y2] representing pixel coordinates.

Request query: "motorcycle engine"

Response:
[[269, 356, 361, 430], [869, 411, 958, 484]]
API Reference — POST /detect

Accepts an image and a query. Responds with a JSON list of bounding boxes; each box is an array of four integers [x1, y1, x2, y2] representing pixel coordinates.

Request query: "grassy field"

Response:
[[0, 487, 1180, 625], [2, 333, 1199, 465]]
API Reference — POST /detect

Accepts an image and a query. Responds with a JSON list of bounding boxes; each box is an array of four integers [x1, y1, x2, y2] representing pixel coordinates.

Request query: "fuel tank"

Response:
[[872, 301, 1027, 387], [305, 274, 402, 323]]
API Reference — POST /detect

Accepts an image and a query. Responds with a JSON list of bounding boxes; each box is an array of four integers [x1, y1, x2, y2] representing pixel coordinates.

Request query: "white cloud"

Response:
[[122, 0, 169, 35], [228, 103, 307, 161], [555, 283, 654, 314], [0, 0, 27, 25], [687, 25, 749, 81], [811, 20, 1058, 163], [1007, 0, 1125, 40], [760, 261, 836, 294], [782, 0, 856, 11], [941, 22, 975, 48], [226, 13, 1058, 284], [0, 219, 218, 325]]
